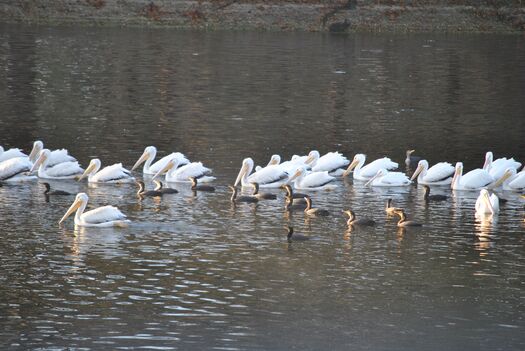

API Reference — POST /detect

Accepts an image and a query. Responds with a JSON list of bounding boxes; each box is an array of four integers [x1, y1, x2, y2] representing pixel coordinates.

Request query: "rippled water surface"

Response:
[[0, 24, 524, 350]]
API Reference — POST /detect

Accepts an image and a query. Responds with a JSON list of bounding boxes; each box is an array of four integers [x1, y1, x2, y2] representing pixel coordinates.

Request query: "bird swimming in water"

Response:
[[385, 198, 402, 215], [228, 185, 258, 203], [422, 185, 448, 202], [251, 182, 277, 200], [284, 196, 307, 211], [393, 209, 422, 227], [189, 177, 215, 192], [405, 150, 421, 168], [303, 196, 330, 216], [343, 210, 376, 226], [285, 225, 311, 243], [59, 193, 130, 227], [42, 182, 72, 196], [281, 184, 307, 204], [153, 180, 178, 194], [136, 180, 163, 197]]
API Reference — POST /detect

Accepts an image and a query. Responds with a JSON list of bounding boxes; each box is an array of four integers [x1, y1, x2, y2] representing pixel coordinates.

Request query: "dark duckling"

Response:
[[229, 185, 258, 203], [43, 182, 72, 196], [136, 181, 163, 197], [189, 177, 215, 192], [422, 185, 448, 201], [251, 182, 277, 200], [286, 225, 310, 243], [343, 210, 376, 226], [394, 209, 422, 227], [304, 196, 330, 216], [153, 180, 178, 194]]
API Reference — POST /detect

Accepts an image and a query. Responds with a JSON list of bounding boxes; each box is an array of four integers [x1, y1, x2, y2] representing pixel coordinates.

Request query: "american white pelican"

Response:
[[234, 158, 288, 188], [290, 167, 336, 190], [482, 151, 521, 180], [309, 151, 350, 176], [365, 169, 411, 187], [343, 154, 398, 180], [78, 159, 134, 183], [153, 158, 214, 183], [131, 146, 189, 175], [0, 146, 27, 163], [255, 154, 281, 172], [59, 193, 130, 227], [489, 168, 525, 192], [28, 140, 76, 167], [451, 162, 495, 191], [475, 189, 499, 216], [411, 160, 455, 185], [0, 157, 36, 182], [30, 149, 84, 179]]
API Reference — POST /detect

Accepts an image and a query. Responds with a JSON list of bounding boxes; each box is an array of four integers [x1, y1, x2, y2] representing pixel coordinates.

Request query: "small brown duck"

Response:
[[343, 210, 376, 226], [393, 209, 422, 227], [304, 196, 329, 216], [136, 180, 163, 197], [229, 185, 258, 203], [251, 182, 277, 200], [189, 177, 215, 192]]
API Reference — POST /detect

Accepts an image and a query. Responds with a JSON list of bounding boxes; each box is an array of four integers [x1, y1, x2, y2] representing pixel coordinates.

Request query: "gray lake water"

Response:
[[0, 24, 524, 350]]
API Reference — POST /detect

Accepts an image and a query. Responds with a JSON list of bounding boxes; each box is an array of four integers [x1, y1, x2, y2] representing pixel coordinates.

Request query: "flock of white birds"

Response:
[[0, 141, 524, 228]]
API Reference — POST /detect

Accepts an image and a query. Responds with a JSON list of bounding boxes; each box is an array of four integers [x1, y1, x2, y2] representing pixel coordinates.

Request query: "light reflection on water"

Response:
[[0, 24, 525, 350]]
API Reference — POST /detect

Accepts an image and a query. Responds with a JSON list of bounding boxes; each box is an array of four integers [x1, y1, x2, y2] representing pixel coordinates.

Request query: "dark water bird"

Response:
[[42, 182, 72, 196], [405, 149, 421, 168], [281, 184, 307, 204], [251, 182, 277, 200], [284, 196, 307, 211], [304, 196, 330, 216], [286, 225, 310, 243], [329, 19, 350, 33], [422, 185, 448, 202], [385, 198, 402, 215], [189, 177, 215, 192], [343, 210, 376, 226], [393, 209, 422, 227], [228, 185, 258, 203], [153, 180, 178, 194], [136, 181, 162, 197]]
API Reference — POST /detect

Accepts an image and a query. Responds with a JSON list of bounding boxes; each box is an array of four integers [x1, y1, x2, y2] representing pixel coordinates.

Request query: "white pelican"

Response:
[[153, 157, 214, 183], [310, 151, 350, 176], [59, 193, 130, 227], [255, 154, 281, 172], [78, 159, 134, 183], [131, 146, 189, 175], [482, 151, 521, 180], [289, 167, 336, 190], [0, 157, 36, 182], [234, 158, 288, 188], [28, 140, 76, 167], [410, 160, 455, 185], [451, 162, 495, 191], [30, 149, 84, 179], [0, 146, 27, 163], [475, 189, 499, 216], [343, 154, 398, 180], [489, 168, 525, 192], [365, 169, 411, 187]]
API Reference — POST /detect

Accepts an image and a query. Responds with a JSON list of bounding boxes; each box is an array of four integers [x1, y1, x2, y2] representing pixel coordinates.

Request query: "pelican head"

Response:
[[410, 160, 429, 181], [451, 162, 464, 189], [305, 150, 320, 166], [59, 193, 88, 224], [289, 167, 306, 183], [29, 140, 44, 163], [343, 154, 366, 177], [234, 158, 254, 186], [132, 146, 156, 171], [78, 158, 102, 181], [30, 149, 51, 173], [365, 168, 388, 187], [152, 158, 180, 180], [483, 151, 494, 170], [268, 155, 281, 166], [479, 189, 495, 214]]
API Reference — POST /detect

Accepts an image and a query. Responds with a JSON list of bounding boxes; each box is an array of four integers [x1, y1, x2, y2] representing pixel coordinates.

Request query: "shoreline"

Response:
[[1, 1, 524, 33]]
